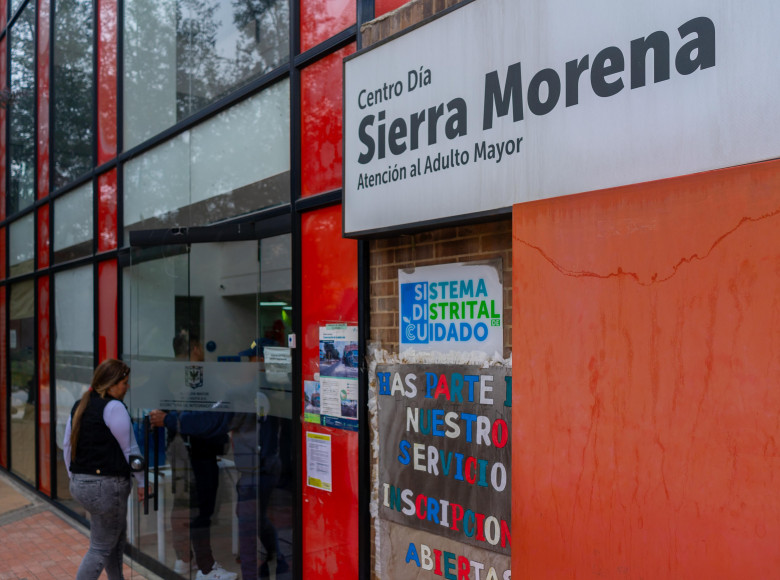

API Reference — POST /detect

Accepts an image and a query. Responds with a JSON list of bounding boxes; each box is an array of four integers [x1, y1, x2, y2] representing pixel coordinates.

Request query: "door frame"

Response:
[[121, 211, 299, 580]]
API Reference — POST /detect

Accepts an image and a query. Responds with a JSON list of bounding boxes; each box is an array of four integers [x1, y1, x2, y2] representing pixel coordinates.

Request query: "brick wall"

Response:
[[361, 0, 462, 47], [369, 219, 513, 358]]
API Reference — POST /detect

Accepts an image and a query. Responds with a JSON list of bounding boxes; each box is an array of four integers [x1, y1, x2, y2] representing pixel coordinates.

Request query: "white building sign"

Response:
[[343, 0, 780, 235], [399, 261, 503, 355]]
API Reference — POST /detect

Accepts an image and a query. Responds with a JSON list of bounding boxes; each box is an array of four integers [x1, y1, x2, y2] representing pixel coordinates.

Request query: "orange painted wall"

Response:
[[512, 159, 780, 579]]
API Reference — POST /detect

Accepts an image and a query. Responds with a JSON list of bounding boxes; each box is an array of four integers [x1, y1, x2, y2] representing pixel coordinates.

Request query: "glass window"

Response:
[[9, 279, 35, 485], [8, 3, 36, 215], [53, 0, 95, 189], [10, 0, 26, 17], [9, 213, 34, 277], [124, 81, 290, 240], [54, 265, 94, 512], [300, 0, 355, 53], [123, 0, 290, 149], [54, 182, 94, 263]]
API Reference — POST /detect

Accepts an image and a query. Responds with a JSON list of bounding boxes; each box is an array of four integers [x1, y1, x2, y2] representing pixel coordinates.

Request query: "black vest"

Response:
[[70, 392, 131, 478]]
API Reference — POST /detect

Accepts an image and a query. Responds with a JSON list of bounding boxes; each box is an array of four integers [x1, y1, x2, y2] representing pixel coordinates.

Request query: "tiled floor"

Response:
[[0, 478, 146, 580]]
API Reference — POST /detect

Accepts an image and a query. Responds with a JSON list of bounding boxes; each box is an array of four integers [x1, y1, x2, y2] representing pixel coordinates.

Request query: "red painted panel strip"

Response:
[[375, 0, 408, 17], [300, 0, 356, 53], [98, 170, 117, 252], [37, 277, 51, 495], [98, 260, 118, 361], [37, 205, 50, 269], [96, 0, 118, 164], [300, 44, 355, 198], [37, 0, 51, 200]]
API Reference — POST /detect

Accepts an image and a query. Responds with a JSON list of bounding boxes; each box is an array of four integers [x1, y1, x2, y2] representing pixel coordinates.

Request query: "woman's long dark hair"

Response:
[[69, 359, 130, 460]]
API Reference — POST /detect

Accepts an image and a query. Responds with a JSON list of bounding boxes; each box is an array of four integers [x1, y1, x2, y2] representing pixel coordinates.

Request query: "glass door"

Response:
[[124, 234, 294, 580]]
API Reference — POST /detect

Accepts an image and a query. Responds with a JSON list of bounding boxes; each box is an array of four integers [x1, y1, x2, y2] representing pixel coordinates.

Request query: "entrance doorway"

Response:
[[123, 228, 294, 580]]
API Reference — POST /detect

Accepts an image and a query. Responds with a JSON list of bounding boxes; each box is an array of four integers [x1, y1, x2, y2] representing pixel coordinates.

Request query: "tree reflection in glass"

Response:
[[53, 0, 95, 190], [124, 0, 289, 149], [8, 4, 35, 215]]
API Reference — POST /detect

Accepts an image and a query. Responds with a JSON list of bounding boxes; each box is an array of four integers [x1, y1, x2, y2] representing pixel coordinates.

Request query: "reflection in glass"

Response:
[[8, 4, 36, 215], [9, 213, 34, 277], [54, 266, 94, 514], [10, 0, 26, 17], [123, 82, 290, 240], [53, 0, 95, 189], [54, 182, 94, 263], [123, 0, 290, 149], [123, 236, 293, 577], [10, 280, 36, 485]]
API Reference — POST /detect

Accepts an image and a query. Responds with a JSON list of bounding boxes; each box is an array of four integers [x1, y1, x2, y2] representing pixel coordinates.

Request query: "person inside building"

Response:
[[63, 359, 146, 580], [149, 331, 236, 580]]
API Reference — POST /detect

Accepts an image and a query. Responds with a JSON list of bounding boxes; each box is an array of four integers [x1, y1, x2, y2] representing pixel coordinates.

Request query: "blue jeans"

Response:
[[70, 474, 132, 580]]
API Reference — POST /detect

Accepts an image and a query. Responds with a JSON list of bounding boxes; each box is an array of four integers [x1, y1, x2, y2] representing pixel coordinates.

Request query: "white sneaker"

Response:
[[195, 563, 238, 580], [174, 560, 197, 574]]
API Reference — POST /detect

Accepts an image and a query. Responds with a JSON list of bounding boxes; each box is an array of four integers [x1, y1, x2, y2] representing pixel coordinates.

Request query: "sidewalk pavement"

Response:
[[0, 470, 160, 580]]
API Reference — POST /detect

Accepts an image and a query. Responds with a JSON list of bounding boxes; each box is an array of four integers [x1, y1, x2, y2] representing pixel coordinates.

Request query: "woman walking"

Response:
[[63, 359, 146, 580]]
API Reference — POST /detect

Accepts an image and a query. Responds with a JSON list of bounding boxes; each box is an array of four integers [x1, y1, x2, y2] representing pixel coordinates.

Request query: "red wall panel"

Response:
[[37, 277, 51, 495], [96, 0, 118, 164], [300, 44, 355, 198], [300, 0, 355, 53], [375, 0, 408, 17], [98, 170, 117, 252], [37, 0, 50, 200], [98, 260, 118, 361], [300, 204, 359, 578], [512, 159, 780, 579], [37, 205, 50, 269]]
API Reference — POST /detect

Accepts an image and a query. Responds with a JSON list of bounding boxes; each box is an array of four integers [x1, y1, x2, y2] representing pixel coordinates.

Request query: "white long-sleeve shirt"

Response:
[[63, 399, 144, 487]]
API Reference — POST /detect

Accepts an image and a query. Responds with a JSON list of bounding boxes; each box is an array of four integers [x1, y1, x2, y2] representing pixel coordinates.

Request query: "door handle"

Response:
[[143, 415, 151, 515], [153, 424, 160, 512], [142, 414, 161, 514]]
